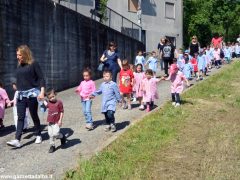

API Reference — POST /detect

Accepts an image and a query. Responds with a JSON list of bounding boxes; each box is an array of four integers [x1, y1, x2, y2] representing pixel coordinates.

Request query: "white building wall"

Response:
[[107, 0, 183, 51]]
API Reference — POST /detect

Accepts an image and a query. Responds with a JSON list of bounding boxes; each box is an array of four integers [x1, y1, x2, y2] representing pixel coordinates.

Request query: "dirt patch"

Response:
[[147, 100, 240, 180]]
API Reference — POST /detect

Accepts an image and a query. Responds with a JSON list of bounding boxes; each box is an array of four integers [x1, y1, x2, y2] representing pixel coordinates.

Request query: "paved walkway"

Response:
[[0, 68, 221, 179]]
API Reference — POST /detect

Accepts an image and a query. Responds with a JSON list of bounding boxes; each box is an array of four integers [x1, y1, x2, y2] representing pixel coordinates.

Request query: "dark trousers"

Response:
[[104, 110, 115, 125], [171, 93, 181, 104], [16, 97, 41, 140], [111, 68, 119, 83], [215, 60, 221, 67], [163, 58, 173, 76]]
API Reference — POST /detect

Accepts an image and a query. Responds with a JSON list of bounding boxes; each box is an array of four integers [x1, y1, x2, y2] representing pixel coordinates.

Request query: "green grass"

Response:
[[65, 61, 240, 180]]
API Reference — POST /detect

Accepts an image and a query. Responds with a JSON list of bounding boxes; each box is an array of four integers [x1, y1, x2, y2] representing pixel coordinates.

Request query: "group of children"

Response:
[[1, 41, 238, 153], [175, 42, 240, 81], [74, 53, 191, 134]]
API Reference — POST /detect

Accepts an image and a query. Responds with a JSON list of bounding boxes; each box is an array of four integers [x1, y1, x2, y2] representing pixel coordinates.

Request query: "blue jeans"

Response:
[[104, 110, 115, 125], [81, 100, 93, 124]]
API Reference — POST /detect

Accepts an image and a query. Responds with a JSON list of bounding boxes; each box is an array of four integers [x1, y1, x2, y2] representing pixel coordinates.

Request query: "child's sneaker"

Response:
[[48, 145, 55, 153], [122, 101, 127, 109], [7, 139, 21, 148], [35, 136, 42, 144], [60, 134, 66, 145], [175, 103, 181, 107], [139, 105, 145, 110], [85, 123, 94, 130], [110, 124, 117, 132], [172, 102, 176, 106], [104, 125, 111, 132]]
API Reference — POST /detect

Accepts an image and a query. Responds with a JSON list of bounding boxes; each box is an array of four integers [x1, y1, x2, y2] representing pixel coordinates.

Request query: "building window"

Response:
[[128, 0, 138, 12], [165, 2, 175, 19]]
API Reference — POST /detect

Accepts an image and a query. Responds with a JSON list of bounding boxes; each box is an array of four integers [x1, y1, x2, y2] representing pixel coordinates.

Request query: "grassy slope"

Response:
[[65, 61, 240, 180]]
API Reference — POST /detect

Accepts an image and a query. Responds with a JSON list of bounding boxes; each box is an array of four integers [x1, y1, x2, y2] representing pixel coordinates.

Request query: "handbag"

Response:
[[97, 62, 104, 71]]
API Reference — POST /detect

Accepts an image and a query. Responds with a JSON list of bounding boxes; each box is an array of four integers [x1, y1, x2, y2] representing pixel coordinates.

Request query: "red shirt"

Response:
[[119, 69, 134, 94], [47, 100, 64, 123], [191, 58, 198, 72], [211, 37, 222, 48]]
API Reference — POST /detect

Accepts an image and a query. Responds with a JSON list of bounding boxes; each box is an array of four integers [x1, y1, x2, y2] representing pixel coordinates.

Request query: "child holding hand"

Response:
[[0, 81, 11, 128], [43, 88, 66, 153], [165, 64, 190, 107], [90, 71, 121, 132], [119, 59, 134, 110], [75, 68, 96, 130], [133, 64, 145, 110], [141, 69, 164, 112]]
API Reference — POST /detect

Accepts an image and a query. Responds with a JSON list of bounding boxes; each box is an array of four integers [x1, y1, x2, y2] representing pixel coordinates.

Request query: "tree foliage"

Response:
[[183, 0, 240, 48]]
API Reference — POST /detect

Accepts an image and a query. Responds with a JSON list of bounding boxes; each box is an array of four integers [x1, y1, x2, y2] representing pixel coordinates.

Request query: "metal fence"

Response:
[[53, 0, 143, 42]]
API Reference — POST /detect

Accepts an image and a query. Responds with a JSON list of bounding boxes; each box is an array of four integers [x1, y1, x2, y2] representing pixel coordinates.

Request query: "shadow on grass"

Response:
[[181, 99, 194, 105]]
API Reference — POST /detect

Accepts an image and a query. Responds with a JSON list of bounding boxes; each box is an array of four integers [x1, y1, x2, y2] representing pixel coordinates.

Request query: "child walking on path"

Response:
[[11, 83, 29, 130], [90, 71, 121, 132], [133, 64, 145, 110], [135, 50, 145, 67], [0, 81, 11, 128], [75, 69, 96, 130], [197, 50, 207, 80], [119, 59, 134, 110], [145, 51, 158, 75], [142, 69, 164, 112], [191, 53, 199, 79], [44, 88, 66, 153], [165, 64, 190, 107]]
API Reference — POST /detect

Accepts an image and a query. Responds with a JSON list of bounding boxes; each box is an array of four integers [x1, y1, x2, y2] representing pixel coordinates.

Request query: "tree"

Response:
[[183, 0, 240, 48]]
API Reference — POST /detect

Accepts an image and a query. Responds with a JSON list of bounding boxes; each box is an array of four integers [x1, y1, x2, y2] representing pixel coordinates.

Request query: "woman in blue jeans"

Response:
[[100, 41, 122, 82], [7, 45, 45, 148]]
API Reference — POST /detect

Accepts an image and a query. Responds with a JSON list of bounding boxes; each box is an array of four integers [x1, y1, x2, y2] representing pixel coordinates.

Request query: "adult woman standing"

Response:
[[161, 38, 175, 77], [189, 36, 201, 57], [100, 41, 122, 82], [157, 38, 165, 71], [7, 45, 45, 148]]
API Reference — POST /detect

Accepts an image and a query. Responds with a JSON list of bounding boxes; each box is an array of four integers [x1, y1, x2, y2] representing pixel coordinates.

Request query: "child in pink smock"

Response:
[[0, 81, 11, 128], [133, 64, 145, 110], [75, 68, 96, 130], [141, 69, 164, 112], [166, 64, 190, 107]]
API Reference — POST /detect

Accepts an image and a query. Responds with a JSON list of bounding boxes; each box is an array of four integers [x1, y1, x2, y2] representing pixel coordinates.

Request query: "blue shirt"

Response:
[[103, 50, 120, 70], [197, 54, 206, 70], [135, 55, 145, 66], [92, 81, 121, 113], [146, 56, 158, 72], [224, 48, 231, 58], [182, 63, 193, 79]]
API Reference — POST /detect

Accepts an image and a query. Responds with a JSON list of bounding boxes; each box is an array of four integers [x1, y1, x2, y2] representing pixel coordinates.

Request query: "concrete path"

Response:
[[0, 67, 221, 179]]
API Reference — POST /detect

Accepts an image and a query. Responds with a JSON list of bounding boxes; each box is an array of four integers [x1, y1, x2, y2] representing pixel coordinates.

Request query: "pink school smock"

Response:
[[0, 87, 10, 119], [170, 71, 187, 94], [142, 78, 159, 103], [133, 72, 145, 98], [76, 80, 96, 101]]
